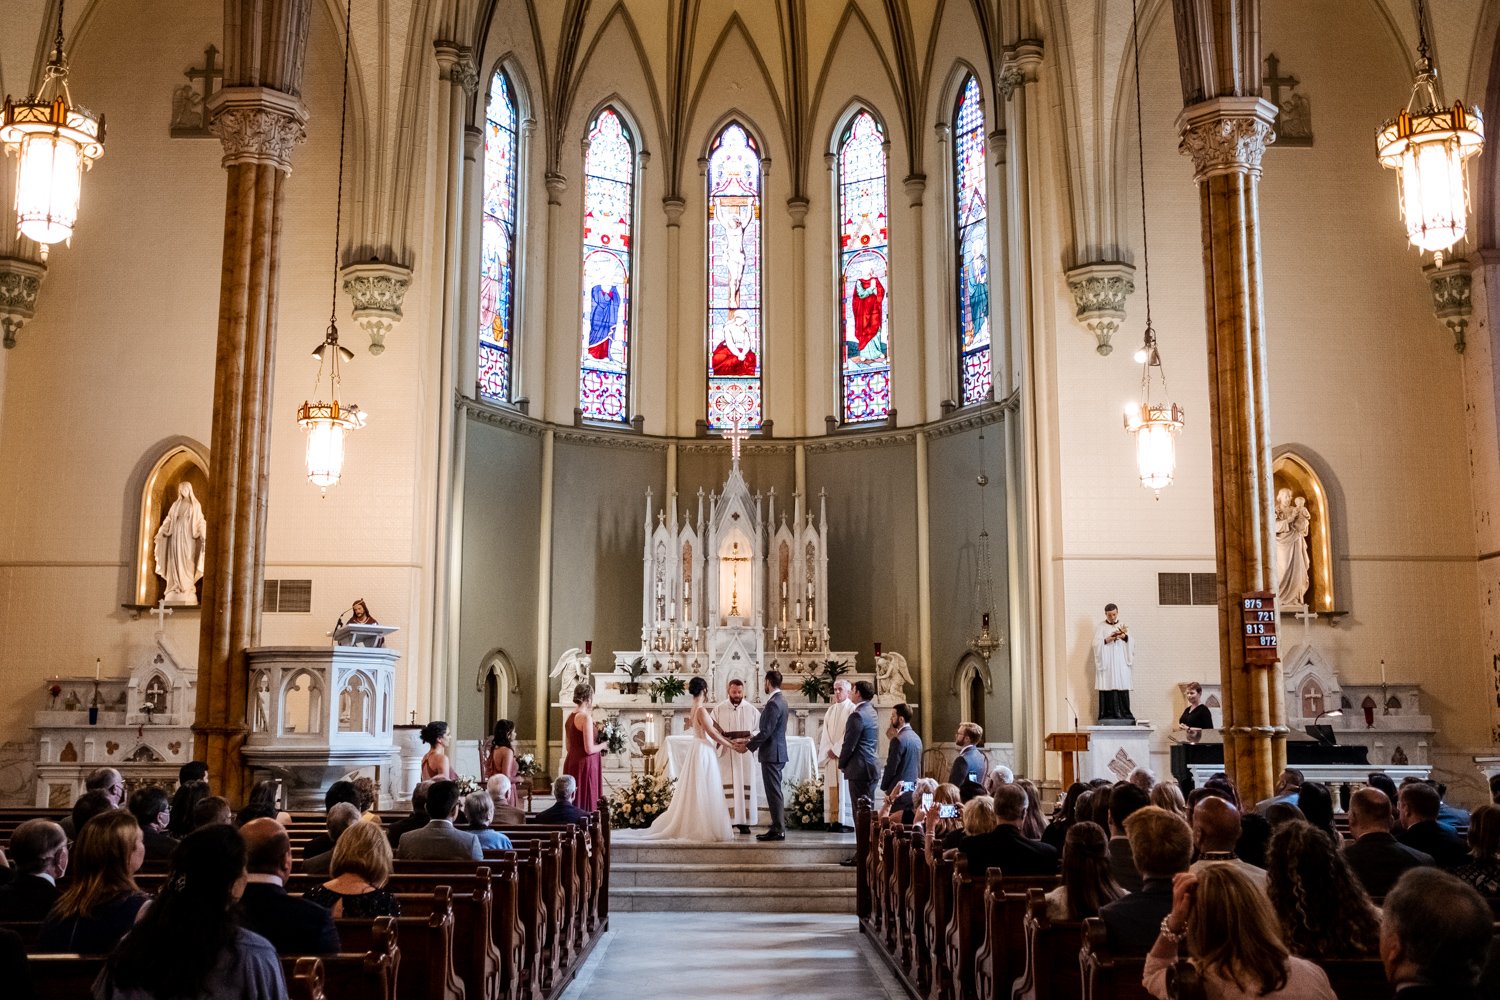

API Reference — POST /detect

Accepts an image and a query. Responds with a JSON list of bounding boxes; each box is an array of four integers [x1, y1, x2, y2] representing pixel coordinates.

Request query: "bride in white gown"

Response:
[[638, 676, 737, 842]]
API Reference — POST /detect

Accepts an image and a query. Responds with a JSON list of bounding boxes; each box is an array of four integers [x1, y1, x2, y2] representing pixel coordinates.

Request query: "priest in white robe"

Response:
[[818, 679, 854, 830], [1093, 602, 1135, 722], [712, 679, 761, 833]]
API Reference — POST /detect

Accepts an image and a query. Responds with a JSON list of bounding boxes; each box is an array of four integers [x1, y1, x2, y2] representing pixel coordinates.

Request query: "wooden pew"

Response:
[[1079, 916, 1152, 1000], [924, 849, 956, 1000], [24, 953, 325, 1000], [1011, 889, 1083, 1000], [972, 875, 1059, 1000], [892, 825, 914, 968], [0, 921, 41, 950], [908, 827, 935, 995], [334, 887, 464, 1000], [944, 855, 987, 1000], [855, 797, 874, 922], [311, 917, 400, 1000], [384, 877, 500, 1000]]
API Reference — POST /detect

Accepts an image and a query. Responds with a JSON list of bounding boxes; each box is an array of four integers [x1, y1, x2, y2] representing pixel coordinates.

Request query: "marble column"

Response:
[[662, 197, 686, 433], [195, 0, 311, 803], [1171, 0, 1284, 802]]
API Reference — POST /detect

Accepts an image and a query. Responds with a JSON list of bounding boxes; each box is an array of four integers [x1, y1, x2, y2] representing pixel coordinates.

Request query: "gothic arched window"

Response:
[[706, 122, 763, 430], [478, 68, 520, 402], [837, 110, 891, 424], [952, 74, 991, 405], [578, 107, 636, 423]]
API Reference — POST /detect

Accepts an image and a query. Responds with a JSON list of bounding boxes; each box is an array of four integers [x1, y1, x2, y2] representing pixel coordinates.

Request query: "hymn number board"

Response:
[[1241, 591, 1279, 664]]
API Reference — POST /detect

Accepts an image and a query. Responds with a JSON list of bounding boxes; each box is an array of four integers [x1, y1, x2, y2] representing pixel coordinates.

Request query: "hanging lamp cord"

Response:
[[328, 0, 353, 339], [1129, 0, 1168, 400]]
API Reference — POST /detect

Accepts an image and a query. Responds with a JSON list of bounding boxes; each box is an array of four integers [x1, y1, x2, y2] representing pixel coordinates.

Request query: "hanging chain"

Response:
[[54, 0, 66, 63], [324, 0, 355, 399], [1415, 0, 1432, 68], [1129, 0, 1169, 403]]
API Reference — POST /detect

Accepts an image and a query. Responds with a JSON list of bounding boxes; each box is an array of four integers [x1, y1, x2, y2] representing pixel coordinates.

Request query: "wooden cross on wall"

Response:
[[1261, 53, 1298, 107], [170, 44, 224, 138]]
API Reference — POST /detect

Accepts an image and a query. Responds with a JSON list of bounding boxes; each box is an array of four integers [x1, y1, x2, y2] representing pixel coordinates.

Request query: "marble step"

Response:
[[609, 838, 854, 867], [609, 885, 857, 913], [612, 862, 855, 889]]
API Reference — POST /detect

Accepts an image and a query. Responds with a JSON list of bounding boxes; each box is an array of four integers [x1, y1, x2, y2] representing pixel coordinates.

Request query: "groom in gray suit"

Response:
[[743, 670, 788, 841]]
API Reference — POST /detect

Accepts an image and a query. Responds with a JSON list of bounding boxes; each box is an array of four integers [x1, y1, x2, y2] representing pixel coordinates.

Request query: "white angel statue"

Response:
[[549, 647, 593, 698], [875, 651, 914, 702]]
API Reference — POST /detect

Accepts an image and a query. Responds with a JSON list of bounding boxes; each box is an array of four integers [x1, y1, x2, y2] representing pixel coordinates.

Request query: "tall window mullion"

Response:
[[838, 110, 891, 424], [478, 70, 520, 403], [706, 123, 763, 430], [953, 74, 991, 405], [578, 107, 636, 423]]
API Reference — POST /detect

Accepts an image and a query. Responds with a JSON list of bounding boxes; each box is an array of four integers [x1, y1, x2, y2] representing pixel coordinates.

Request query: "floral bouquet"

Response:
[[516, 753, 544, 779], [599, 717, 630, 755], [454, 774, 482, 797], [787, 776, 825, 830], [609, 771, 674, 828]]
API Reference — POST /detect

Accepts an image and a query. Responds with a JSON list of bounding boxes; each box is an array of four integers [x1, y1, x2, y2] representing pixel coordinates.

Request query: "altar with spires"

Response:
[[558, 431, 903, 788]]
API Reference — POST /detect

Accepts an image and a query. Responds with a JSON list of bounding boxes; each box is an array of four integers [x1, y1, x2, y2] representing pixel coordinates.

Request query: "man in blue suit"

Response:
[[880, 703, 923, 812], [838, 680, 880, 865], [744, 670, 789, 840]]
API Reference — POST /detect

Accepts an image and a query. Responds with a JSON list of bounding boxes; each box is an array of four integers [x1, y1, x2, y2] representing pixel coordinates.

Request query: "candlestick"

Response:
[[1379, 659, 1386, 685], [95, 657, 101, 680], [981, 613, 990, 630]]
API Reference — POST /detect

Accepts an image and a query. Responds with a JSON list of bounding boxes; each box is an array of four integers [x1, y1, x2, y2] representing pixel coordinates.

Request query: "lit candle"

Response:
[[1379, 659, 1386, 685], [874, 642, 883, 656], [982, 613, 990, 631], [647, 713, 658, 745], [95, 657, 101, 680], [584, 640, 593, 655]]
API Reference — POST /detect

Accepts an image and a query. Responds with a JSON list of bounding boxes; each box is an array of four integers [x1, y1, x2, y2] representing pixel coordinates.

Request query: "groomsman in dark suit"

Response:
[[745, 670, 789, 841], [838, 680, 880, 864], [880, 703, 923, 812]]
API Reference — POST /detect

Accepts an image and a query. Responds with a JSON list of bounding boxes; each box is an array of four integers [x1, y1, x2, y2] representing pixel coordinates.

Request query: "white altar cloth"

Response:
[[665, 734, 818, 797]]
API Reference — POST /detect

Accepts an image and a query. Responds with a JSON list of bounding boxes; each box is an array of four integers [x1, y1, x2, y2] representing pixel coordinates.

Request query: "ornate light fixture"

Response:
[[1376, 0, 1483, 261], [298, 0, 363, 491], [968, 426, 1004, 662], [0, 0, 105, 255], [1123, 0, 1184, 496]]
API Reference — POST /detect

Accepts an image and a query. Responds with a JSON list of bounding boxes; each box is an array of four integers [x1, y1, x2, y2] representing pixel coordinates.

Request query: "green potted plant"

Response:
[[618, 656, 648, 695], [649, 675, 686, 704], [800, 672, 830, 703]]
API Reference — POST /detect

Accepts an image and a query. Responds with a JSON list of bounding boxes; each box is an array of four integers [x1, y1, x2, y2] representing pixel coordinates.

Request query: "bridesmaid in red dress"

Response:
[[562, 684, 604, 813], [488, 719, 521, 807]]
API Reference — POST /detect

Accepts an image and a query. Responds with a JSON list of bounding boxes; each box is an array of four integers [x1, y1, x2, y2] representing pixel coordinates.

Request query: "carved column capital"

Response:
[[206, 86, 309, 171], [1175, 97, 1278, 182], [1424, 256, 1473, 353], [1065, 260, 1135, 356], [999, 40, 1044, 101], [0, 256, 46, 349], [341, 260, 413, 356], [434, 42, 479, 93], [662, 197, 686, 227], [902, 174, 926, 208], [785, 197, 810, 228], [544, 172, 567, 206]]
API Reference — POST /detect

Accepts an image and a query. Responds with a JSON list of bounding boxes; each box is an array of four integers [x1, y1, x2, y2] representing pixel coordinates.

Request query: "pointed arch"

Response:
[[476, 648, 523, 736], [478, 59, 527, 404], [682, 14, 791, 188], [951, 652, 994, 732], [831, 103, 892, 424], [705, 119, 766, 430], [577, 101, 640, 423], [950, 70, 992, 405]]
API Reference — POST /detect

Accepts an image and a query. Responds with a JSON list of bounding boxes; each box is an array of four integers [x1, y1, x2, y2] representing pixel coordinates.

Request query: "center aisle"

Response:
[[560, 912, 909, 1000]]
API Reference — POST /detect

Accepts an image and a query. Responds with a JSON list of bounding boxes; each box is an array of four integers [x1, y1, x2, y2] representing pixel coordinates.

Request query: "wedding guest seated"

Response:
[[1108, 781, 1151, 892], [70, 790, 116, 842], [535, 775, 592, 826], [1149, 780, 1188, 822], [192, 795, 232, 830], [305, 820, 401, 918], [1127, 768, 1155, 794], [891, 778, 938, 824], [1451, 803, 1500, 896], [1017, 779, 1048, 841], [61, 769, 125, 838], [386, 780, 433, 848], [1267, 820, 1380, 961], [94, 824, 287, 1000], [1043, 821, 1123, 922], [1397, 782, 1469, 869], [395, 780, 483, 861], [958, 784, 1059, 877], [981, 764, 1015, 799], [235, 779, 292, 827], [487, 775, 526, 826], [1296, 782, 1343, 845], [0, 819, 67, 920], [1145, 864, 1336, 1000], [920, 782, 966, 850], [1433, 783, 1469, 832], [1099, 806, 1192, 953], [1254, 768, 1304, 815], [1263, 801, 1306, 829], [1042, 782, 1088, 851], [38, 810, 149, 953], [1489, 773, 1500, 806], [1190, 795, 1267, 889], [461, 791, 515, 851], [302, 802, 361, 877], [167, 779, 210, 838], [1343, 787, 1433, 897], [1380, 868, 1495, 1000], [1368, 772, 1401, 812], [302, 780, 362, 859], [127, 786, 177, 862], [238, 818, 340, 954]]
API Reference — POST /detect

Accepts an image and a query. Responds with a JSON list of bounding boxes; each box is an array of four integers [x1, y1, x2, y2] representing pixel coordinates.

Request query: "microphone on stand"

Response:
[[1065, 697, 1080, 732]]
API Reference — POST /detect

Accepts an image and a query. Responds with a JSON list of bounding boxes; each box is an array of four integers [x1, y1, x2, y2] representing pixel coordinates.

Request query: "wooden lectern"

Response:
[[1045, 732, 1091, 788]]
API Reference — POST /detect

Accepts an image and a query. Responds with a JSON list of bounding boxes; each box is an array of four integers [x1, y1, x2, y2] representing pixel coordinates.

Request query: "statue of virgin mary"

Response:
[[154, 482, 207, 605]]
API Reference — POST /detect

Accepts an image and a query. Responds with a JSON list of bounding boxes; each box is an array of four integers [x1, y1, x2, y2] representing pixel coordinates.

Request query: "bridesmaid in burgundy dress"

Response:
[[488, 719, 521, 807], [563, 684, 604, 813]]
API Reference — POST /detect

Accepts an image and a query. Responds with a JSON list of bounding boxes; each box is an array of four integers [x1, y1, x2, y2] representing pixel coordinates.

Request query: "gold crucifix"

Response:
[[725, 540, 752, 617]]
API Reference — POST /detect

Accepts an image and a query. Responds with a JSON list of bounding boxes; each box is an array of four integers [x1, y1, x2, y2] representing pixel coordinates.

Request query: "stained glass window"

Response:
[[478, 69, 519, 403], [837, 110, 891, 423], [953, 74, 991, 405], [578, 107, 635, 423], [706, 123, 763, 430]]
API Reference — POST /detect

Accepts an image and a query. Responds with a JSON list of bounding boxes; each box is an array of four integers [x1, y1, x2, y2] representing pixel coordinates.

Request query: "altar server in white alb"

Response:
[[1093, 602, 1135, 723], [818, 679, 855, 831], [712, 679, 761, 834]]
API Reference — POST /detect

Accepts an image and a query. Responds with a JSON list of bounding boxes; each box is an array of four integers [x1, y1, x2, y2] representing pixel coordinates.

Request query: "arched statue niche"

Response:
[[476, 649, 522, 736], [1271, 450, 1341, 613], [127, 440, 210, 607], [951, 653, 992, 734]]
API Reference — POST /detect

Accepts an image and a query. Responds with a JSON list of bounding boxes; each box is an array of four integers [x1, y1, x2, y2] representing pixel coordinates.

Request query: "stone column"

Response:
[[663, 197, 686, 433], [195, 0, 312, 803], [903, 173, 927, 421], [787, 197, 809, 435], [1171, 0, 1283, 802]]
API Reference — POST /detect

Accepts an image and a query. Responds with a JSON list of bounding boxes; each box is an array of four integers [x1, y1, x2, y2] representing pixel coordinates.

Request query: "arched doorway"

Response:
[[475, 649, 521, 736], [952, 653, 993, 736]]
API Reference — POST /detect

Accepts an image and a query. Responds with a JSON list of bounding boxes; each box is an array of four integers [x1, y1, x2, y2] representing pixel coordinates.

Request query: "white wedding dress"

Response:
[[637, 705, 735, 842]]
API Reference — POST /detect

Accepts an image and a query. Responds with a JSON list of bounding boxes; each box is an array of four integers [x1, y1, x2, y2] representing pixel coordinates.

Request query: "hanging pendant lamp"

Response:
[[1376, 0, 1483, 260], [1, 0, 106, 255], [298, 0, 363, 491], [1122, 0, 1183, 496]]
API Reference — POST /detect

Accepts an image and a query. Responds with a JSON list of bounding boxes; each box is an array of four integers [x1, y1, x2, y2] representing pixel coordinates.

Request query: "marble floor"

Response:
[[560, 912, 909, 999]]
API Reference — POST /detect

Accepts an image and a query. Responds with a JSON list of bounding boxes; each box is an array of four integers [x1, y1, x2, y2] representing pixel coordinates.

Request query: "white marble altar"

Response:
[[32, 631, 197, 806]]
